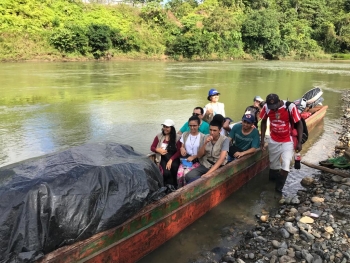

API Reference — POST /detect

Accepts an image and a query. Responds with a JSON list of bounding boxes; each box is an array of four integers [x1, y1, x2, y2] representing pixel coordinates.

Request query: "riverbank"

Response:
[[192, 90, 350, 263]]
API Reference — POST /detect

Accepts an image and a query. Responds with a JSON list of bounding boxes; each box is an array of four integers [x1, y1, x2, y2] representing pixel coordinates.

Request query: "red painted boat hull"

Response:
[[38, 106, 327, 263]]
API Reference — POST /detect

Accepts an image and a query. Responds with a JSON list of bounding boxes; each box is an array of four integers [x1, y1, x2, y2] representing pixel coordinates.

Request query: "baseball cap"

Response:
[[254, 96, 263, 102], [207, 89, 220, 100], [242, 114, 255, 124], [266, 94, 280, 110], [161, 119, 175, 127]]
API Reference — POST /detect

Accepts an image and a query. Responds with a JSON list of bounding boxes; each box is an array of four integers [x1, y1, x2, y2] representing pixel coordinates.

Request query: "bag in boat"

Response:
[[0, 142, 163, 262], [228, 144, 244, 158]]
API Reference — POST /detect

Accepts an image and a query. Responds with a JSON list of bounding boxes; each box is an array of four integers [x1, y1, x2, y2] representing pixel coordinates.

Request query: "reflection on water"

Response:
[[0, 61, 348, 167]]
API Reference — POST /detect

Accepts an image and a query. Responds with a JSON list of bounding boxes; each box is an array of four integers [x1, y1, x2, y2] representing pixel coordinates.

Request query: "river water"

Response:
[[0, 60, 349, 262]]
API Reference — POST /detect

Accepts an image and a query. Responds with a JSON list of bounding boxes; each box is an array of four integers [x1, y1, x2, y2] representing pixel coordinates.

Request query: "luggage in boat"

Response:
[[0, 142, 163, 262]]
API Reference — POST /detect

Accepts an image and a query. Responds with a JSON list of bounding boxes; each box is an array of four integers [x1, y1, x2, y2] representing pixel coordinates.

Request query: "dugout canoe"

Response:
[[38, 105, 328, 263]]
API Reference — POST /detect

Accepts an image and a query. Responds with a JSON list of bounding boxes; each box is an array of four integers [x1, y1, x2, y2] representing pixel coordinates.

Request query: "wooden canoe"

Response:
[[38, 105, 328, 263]]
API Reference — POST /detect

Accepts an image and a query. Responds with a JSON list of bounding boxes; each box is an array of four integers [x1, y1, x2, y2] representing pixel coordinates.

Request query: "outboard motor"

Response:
[[293, 98, 307, 113]]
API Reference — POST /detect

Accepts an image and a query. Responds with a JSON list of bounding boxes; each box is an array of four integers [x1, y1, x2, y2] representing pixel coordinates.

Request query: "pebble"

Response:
[[299, 216, 314, 224]]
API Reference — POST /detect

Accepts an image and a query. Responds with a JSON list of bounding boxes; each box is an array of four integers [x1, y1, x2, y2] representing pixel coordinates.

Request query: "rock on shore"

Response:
[[192, 90, 350, 263], [215, 90, 350, 263]]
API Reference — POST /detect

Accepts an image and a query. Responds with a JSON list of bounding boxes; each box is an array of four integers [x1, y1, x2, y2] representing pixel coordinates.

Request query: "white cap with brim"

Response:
[[162, 119, 175, 127], [254, 96, 263, 102]]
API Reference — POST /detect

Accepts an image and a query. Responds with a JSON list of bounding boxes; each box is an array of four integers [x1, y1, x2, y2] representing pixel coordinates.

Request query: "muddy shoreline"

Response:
[[193, 90, 350, 263]]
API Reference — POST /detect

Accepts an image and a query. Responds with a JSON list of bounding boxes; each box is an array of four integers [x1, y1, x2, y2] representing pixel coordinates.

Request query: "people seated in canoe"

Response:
[[227, 114, 260, 162], [178, 107, 210, 135], [203, 88, 225, 123], [244, 95, 263, 128], [177, 115, 206, 188], [150, 119, 181, 188], [212, 114, 232, 136], [185, 120, 230, 183]]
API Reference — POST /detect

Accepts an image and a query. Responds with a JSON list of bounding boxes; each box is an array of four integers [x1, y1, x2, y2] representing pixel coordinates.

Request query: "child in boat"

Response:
[[203, 89, 225, 123]]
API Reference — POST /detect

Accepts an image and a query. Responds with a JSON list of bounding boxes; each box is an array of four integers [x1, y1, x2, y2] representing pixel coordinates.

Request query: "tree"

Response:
[[242, 9, 284, 58]]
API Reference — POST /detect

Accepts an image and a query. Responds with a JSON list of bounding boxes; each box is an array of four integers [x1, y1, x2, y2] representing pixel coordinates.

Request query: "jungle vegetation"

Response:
[[0, 0, 350, 61]]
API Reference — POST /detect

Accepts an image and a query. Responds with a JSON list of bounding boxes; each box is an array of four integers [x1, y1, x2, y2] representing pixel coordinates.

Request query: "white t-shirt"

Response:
[[180, 134, 201, 156]]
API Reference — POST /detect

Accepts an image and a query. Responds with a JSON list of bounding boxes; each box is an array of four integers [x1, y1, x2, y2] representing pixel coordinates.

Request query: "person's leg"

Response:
[[227, 155, 235, 163], [160, 158, 172, 185], [177, 163, 185, 188], [185, 165, 209, 183], [275, 142, 294, 193], [170, 158, 180, 189], [267, 141, 282, 181]]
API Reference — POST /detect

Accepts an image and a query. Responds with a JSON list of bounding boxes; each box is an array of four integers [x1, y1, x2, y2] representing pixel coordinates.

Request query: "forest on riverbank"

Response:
[[1, 0, 350, 61]]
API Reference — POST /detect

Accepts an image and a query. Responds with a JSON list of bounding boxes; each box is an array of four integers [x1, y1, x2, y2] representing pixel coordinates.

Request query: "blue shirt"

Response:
[[180, 121, 210, 135]]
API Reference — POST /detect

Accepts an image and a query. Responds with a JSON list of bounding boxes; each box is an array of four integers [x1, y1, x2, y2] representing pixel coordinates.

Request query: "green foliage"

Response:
[[87, 24, 112, 58], [50, 25, 89, 55], [0, 0, 350, 60], [140, 2, 167, 25], [242, 9, 283, 59]]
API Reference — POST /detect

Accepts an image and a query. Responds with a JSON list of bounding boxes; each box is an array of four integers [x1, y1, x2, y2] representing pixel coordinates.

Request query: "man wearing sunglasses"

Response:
[[178, 107, 210, 135]]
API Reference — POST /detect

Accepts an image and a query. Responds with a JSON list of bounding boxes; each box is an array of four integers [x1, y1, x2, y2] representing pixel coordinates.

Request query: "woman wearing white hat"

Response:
[[150, 119, 181, 188]]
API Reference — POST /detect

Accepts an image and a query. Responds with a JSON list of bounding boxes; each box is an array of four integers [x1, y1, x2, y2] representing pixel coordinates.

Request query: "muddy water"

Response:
[[0, 60, 348, 262]]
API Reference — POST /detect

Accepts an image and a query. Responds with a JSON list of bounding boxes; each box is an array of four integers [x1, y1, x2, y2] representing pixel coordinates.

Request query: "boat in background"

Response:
[[38, 105, 328, 263]]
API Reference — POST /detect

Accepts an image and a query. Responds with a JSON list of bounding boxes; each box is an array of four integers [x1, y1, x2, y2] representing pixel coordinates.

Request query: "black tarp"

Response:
[[0, 142, 163, 263]]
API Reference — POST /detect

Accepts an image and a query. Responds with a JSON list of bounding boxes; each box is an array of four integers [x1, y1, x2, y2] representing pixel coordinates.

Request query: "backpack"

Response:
[[285, 101, 308, 144]]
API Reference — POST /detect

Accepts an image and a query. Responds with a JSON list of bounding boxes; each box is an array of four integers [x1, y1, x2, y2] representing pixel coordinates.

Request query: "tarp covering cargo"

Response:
[[0, 142, 163, 263]]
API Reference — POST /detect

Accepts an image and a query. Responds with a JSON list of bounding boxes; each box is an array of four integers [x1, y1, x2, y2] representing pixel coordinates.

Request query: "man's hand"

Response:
[[206, 136, 213, 144], [296, 142, 302, 152], [234, 151, 245, 158], [260, 140, 266, 151]]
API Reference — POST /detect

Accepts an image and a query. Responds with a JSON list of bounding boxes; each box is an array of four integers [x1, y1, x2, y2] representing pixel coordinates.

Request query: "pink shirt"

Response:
[[260, 101, 301, 143]]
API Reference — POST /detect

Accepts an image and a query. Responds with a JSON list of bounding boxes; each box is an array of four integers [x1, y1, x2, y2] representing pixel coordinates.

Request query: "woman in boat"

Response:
[[177, 116, 205, 187], [185, 120, 230, 183], [203, 89, 225, 123], [150, 119, 181, 188]]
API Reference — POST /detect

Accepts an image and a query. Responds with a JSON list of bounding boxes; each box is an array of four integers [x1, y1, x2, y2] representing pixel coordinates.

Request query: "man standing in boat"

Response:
[[178, 107, 210, 135], [185, 120, 230, 183], [260, 94, 303, 193]]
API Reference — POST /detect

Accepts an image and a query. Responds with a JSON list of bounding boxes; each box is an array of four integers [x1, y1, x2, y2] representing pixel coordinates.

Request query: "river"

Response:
[[0, 60, 349, 262]]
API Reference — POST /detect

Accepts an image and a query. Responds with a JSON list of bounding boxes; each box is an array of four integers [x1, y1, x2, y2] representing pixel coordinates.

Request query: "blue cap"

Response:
[[207, 89, 220, 100], [242, 114, 255, 123]]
